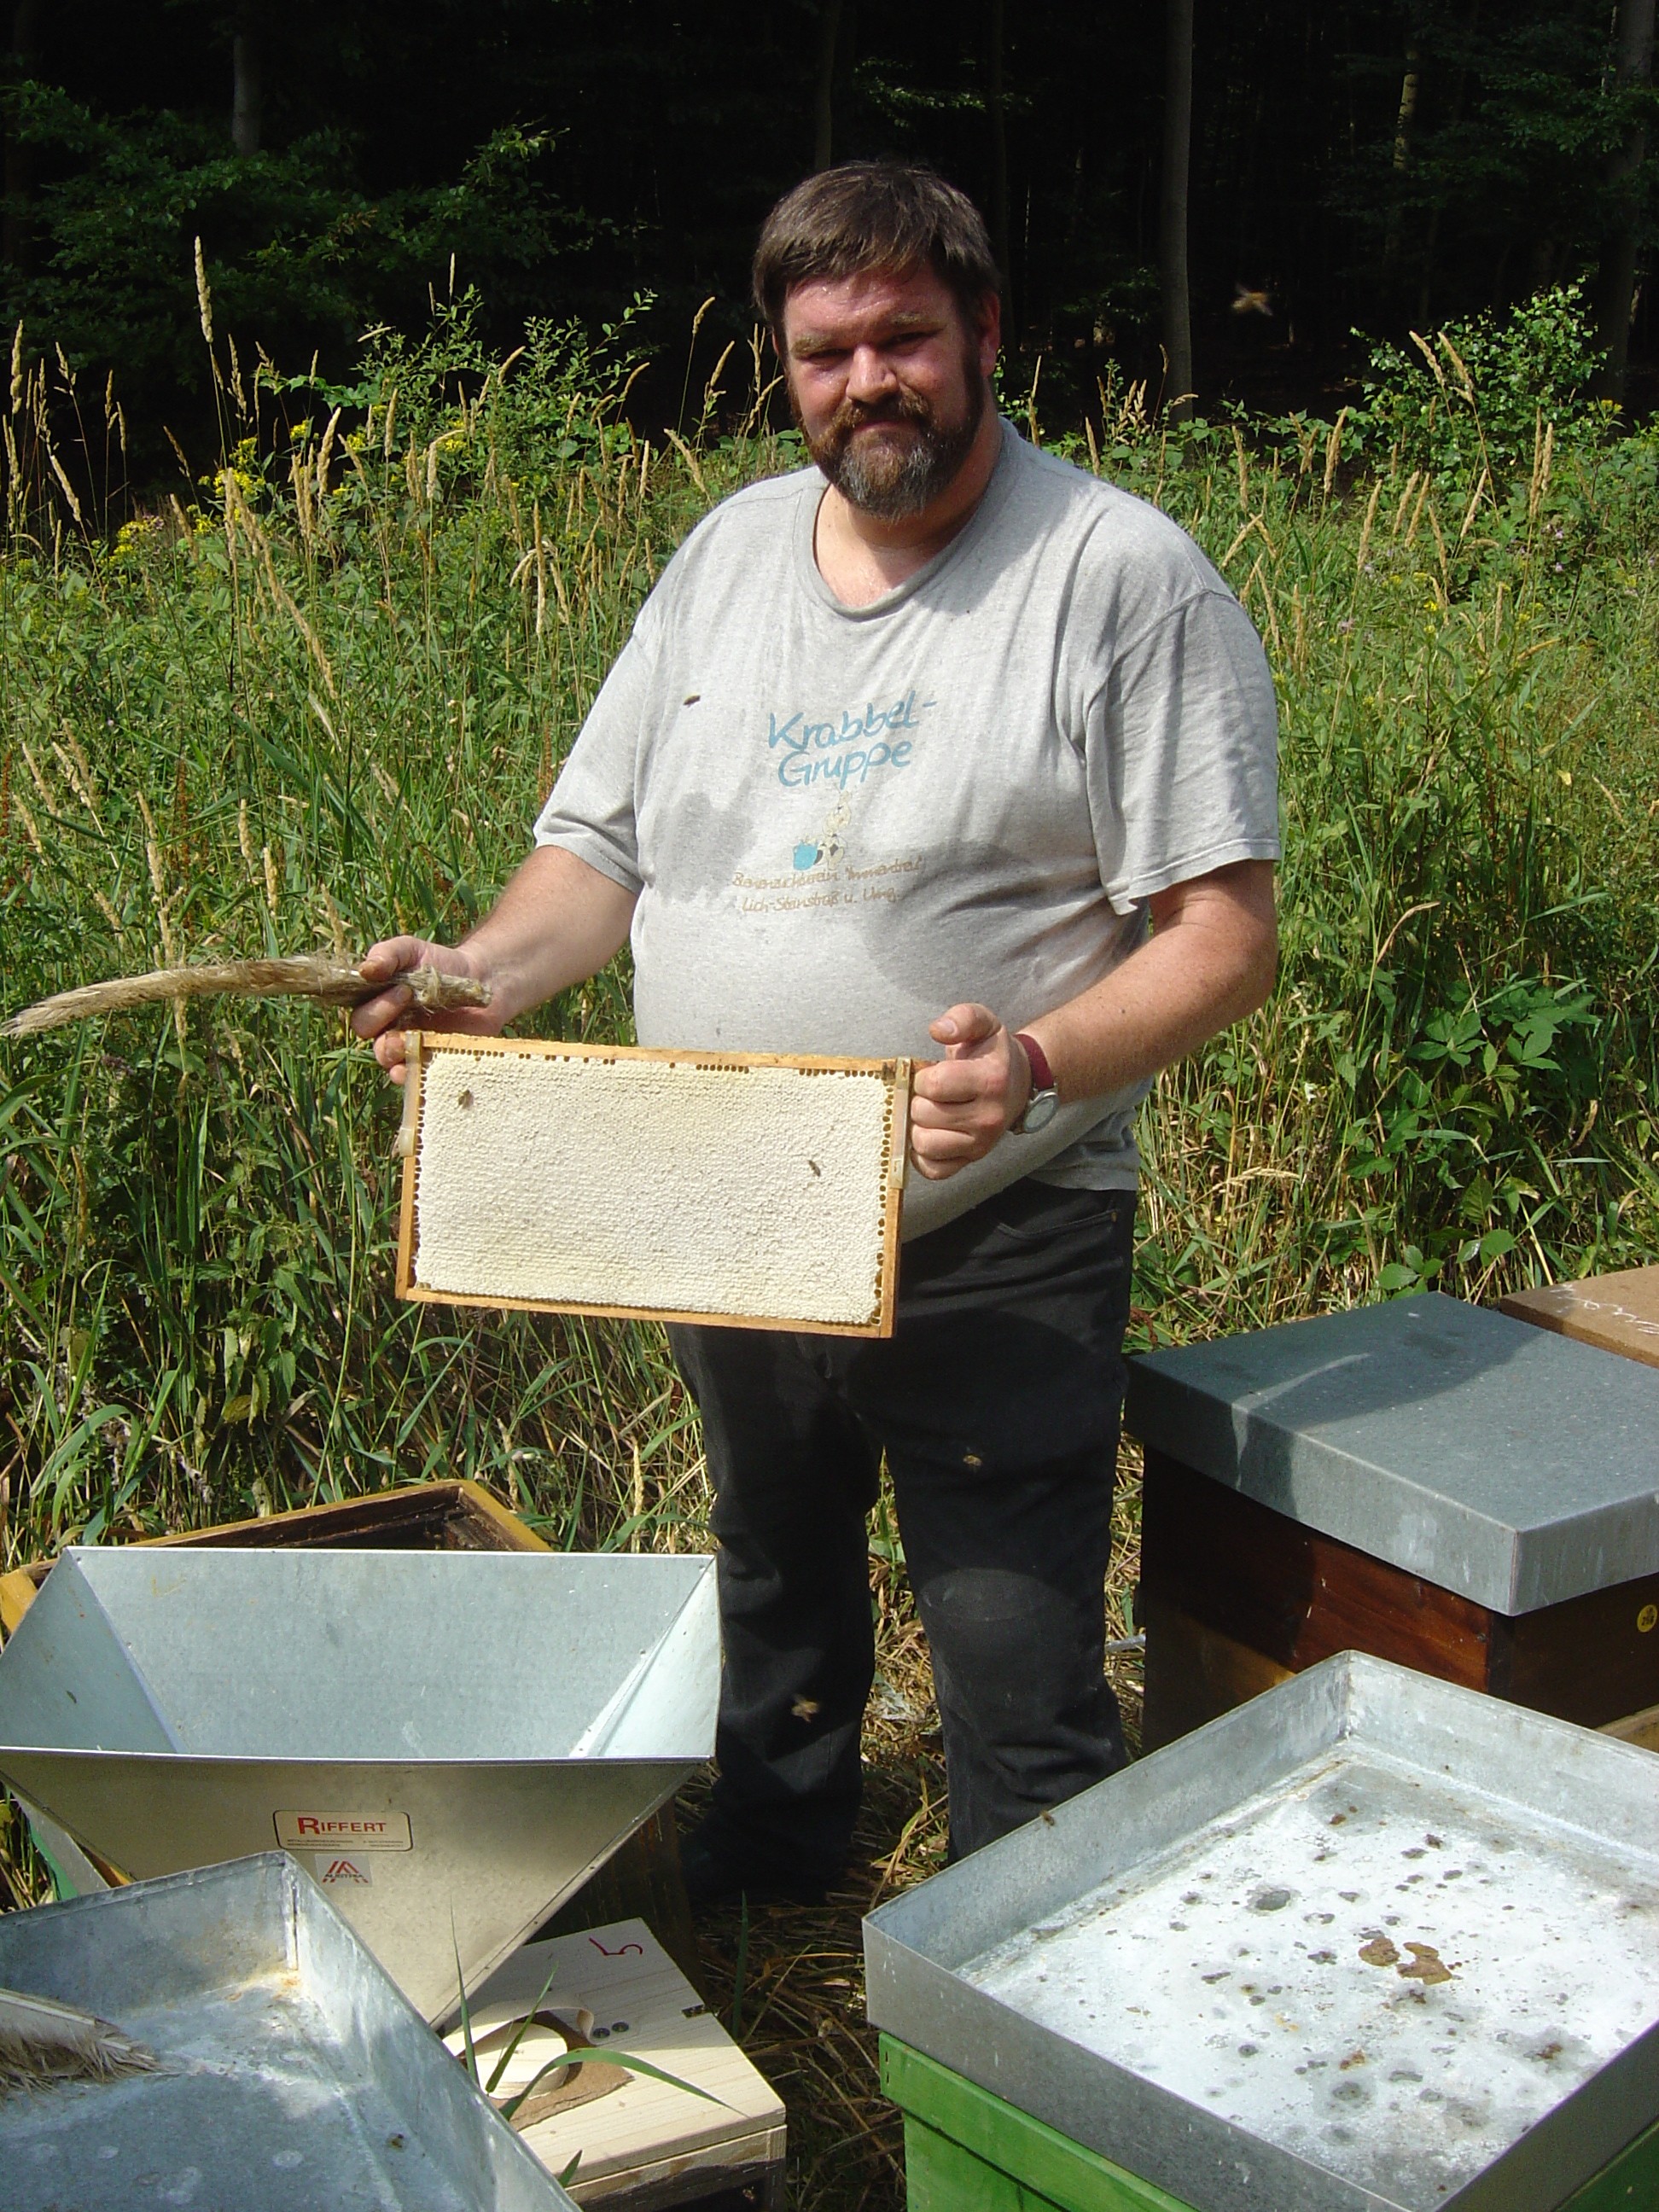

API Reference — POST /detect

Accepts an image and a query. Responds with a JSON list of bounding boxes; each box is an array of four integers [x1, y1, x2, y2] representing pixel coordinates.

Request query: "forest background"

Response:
[[3, 12, 1659, 2198], [3, 0, 1658, 459]]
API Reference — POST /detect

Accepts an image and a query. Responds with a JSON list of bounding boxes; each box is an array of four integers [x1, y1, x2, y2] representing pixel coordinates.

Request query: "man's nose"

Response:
[[845, 345, 899, 403]]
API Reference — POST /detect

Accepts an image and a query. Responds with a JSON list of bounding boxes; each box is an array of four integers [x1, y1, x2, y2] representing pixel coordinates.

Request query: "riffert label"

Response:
[[273, 1810, 412, 1852]]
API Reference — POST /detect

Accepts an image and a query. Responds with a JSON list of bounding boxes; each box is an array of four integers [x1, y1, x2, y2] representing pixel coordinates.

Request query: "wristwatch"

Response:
[[1010, 1031, 1061, 1134]]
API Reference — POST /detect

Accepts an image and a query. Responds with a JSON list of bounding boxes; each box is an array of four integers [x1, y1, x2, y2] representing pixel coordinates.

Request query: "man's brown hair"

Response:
[[752, 162, 1001, 338]]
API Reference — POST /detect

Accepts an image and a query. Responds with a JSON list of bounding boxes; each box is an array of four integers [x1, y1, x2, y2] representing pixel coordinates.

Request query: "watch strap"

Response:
[[1014, 1031, 1053, 1097]]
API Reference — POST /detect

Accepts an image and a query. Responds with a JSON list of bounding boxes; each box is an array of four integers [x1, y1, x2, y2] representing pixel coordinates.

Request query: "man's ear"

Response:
[[975, 291, 1003, 377]]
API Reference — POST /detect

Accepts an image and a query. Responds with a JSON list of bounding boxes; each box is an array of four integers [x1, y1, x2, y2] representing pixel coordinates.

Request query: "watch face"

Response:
[[1020, 1088, 1061, 1133]]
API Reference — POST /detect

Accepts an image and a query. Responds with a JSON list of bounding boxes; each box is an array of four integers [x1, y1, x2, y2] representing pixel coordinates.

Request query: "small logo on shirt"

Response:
[[794, 794, 851, 870]]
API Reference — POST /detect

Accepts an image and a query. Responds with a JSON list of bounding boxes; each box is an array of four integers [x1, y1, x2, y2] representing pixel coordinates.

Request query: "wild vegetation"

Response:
[[2, 288, 1658, 2203]]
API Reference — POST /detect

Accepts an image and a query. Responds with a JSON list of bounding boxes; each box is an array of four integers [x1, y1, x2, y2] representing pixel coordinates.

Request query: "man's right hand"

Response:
[[352, 938, 503, 1084], [348, 846, 640, 1086]]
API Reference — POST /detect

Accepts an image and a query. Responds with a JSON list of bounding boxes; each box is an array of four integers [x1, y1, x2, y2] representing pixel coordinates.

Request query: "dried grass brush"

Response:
[[0, 1985, 161, 2093], [2, 955, 491, 1039]]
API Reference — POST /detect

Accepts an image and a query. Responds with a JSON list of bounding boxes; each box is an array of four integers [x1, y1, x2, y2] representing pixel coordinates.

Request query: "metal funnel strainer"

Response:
[[0, 1548, 718, 2021]]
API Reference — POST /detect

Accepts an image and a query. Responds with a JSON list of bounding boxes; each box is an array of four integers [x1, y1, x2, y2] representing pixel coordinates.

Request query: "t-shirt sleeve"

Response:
[[1086, 587, 1281, 910], [531, 608, 658, 894]]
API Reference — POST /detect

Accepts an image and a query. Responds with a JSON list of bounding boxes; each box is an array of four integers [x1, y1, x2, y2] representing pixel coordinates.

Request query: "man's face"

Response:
[[779, 265, 998, 521]]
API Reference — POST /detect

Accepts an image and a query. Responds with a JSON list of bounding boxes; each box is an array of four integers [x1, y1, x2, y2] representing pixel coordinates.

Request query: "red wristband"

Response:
[[1014, 1031, 1053, 1095]]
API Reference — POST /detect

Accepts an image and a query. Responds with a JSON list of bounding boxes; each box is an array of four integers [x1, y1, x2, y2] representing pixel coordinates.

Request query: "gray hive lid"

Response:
[[0, 1547, 718, 2021], [864, 1650, 1659, 2212], [0, 1853, 579, 2212], [1125, 1292, 1659, 1614]]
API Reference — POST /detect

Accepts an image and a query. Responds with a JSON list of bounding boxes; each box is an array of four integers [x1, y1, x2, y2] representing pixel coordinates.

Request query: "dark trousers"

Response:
[[668, 1179, 1135, 1876]]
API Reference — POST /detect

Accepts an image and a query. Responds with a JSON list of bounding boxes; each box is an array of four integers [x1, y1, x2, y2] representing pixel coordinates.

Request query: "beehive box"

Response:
[[0, 1478, 548, 1644], [1124, 1294, 1659, 1749], [396, 1033, 911, 1336], [880, 2040, 1659, 2212], [864, 1652, 1659, 2212], [1497, 1268, 1659, 1754]]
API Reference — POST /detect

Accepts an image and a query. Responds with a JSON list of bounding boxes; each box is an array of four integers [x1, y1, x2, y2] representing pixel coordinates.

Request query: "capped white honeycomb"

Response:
[[405, 1043, 904, 1331]]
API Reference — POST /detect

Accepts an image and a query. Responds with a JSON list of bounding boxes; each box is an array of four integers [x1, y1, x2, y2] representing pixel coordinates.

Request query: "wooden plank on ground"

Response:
[[445, 1918, 785, 2208]]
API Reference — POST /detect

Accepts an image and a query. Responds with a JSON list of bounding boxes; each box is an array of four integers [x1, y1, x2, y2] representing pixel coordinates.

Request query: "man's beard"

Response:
[[795, 354, 987, 521]]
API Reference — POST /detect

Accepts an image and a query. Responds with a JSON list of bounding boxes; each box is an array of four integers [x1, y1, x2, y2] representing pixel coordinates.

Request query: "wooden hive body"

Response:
[[1126, 1292, 1659, 1749]]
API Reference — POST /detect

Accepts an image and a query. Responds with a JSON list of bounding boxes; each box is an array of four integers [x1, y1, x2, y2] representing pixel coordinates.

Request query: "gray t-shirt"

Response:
[[534, 421, 1279, 1240]]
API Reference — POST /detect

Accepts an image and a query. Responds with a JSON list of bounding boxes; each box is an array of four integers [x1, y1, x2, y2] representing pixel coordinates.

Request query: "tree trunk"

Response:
[[987, 0, 1011, 330], [812, 0, 841, 172], [1382, 39, 1421, 289], [1417, 0, 1481, 328], [2, 0, 40, 274], [1160, 0, 1195, 423], [1596, 0, 1657, 405], [232, 5, 262, 159]]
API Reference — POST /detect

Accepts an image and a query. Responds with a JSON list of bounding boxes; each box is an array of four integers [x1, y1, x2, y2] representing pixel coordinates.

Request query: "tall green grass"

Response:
[[2, 312, 1657, 1581], [0, 305, 768, 1562], [1129, 400, 1659, 1337]]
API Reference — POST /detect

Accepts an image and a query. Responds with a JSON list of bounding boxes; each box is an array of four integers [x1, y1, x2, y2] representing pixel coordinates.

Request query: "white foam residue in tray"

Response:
[[963, 1748, 1659, 2209]]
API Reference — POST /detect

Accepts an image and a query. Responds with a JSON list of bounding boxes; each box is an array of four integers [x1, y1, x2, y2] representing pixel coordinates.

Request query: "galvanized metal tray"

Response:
[[1125, 1291, 1659, 1612], [0, 1547, 718, 2021], [0, 1852, 579, 2211], [864, 1651, 1659, 2212]]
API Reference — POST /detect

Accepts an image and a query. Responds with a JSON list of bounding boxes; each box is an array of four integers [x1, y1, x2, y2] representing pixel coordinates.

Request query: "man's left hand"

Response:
[[910, 1004, 1031, 1180]]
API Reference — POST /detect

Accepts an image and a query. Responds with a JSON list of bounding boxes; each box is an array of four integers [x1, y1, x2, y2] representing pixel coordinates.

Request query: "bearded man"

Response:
[[356, 163, 1280, 1906]]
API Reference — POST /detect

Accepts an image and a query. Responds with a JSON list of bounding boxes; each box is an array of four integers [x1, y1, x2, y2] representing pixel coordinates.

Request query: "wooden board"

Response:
[[444, 1918, 785, 2209], [396, 1033, 910, 1337], [1499, 1266, 1659, 1370], [1603, 1701, 1659, 1755], [1139, 1449, 1659, 1749]]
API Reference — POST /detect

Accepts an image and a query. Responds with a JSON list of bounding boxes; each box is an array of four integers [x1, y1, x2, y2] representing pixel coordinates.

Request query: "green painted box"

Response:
[[882, 2038, 1659, 2212]]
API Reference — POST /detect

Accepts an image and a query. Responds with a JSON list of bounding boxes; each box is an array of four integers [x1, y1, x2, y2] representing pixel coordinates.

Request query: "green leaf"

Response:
[[500, 2045, 727, 2120]]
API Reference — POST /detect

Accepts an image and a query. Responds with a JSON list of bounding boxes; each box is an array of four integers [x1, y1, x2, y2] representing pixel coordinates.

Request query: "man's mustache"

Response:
[[825, 392, 934, 440]]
